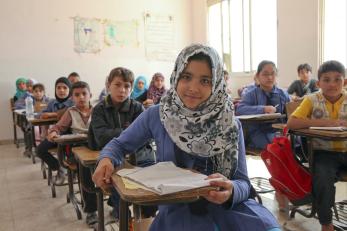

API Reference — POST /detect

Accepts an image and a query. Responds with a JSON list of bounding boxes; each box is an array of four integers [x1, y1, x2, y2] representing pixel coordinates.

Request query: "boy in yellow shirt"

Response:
[[287, 60, 347, 231]]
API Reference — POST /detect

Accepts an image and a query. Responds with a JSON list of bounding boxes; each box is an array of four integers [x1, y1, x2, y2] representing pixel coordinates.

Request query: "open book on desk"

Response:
[[309, 126, 347, 132], [116, 162, 221, 196]]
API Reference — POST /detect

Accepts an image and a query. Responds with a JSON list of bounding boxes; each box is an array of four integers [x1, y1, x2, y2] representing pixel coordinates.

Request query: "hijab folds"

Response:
[[160, 44, 239, 178]]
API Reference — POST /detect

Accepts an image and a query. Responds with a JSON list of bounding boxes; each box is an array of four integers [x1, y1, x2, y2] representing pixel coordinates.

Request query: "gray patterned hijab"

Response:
[[159, 44, 239, 178]]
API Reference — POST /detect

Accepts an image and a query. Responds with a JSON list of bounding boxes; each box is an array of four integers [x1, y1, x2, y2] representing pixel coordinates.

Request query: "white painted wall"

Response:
[[277, 0, 320, 88], [0, 0, 194, 141], [0, 0, 323, 141]]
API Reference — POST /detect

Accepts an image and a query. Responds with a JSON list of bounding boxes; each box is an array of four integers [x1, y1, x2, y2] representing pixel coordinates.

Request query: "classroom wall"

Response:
[[0, 0, 322, 141], [0, 0, 196, 141], [277, 0, 320, 88]]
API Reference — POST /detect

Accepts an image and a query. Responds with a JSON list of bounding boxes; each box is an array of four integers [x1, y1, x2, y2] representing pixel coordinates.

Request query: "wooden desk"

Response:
[[236, 113, 286, 123], [53, 134, 88, 220], [111, 165, 217, 231], [73, 146, 107, 231], [28, 117, 58, 126], [272, 124, 347, 229]]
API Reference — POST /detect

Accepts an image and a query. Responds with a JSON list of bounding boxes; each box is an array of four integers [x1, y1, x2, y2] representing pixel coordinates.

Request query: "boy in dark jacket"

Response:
[[84, 67, 144, 226]]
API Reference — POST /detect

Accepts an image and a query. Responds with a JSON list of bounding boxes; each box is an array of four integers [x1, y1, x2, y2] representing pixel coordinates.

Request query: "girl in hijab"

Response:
[[92, 44, 280, 231], [138, 72, 167, 108], [41, 77, 73, 119], [13, 77, 27, 102], [130, 75, 148, 100], [26, 78, 37, 94]]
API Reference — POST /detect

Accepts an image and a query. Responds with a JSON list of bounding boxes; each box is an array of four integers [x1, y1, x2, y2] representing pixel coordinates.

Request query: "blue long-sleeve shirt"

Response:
[[236, 86, 290, 149], [42, 98, 73, 113], [100, 105, 250, 207], [99, 105, 279, 231]]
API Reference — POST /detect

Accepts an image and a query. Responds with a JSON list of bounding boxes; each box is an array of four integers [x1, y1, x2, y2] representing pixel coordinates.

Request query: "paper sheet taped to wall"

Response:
[[73, 17, 102, 53], [144, 13, 176, 61]]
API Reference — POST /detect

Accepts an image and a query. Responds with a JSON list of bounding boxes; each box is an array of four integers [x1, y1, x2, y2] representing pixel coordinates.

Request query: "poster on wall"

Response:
[[73, 17, 102, 53], [144, 13, 176, 61], [104, 20, 139, 47]]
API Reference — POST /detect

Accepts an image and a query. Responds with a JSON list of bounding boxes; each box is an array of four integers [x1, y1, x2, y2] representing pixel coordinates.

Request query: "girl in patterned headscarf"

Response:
[[94, 44, 280, 231], [146, 72, 167, 104], [130, 75, 148, 99]]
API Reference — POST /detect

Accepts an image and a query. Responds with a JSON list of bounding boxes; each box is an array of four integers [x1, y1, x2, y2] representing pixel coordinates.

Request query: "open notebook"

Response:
[[309, 126, 347, 131], [116, 162, 222, 195]]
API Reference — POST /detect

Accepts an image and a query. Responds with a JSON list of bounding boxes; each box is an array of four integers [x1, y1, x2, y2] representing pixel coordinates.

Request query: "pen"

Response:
[[274, 104, 279, 108]]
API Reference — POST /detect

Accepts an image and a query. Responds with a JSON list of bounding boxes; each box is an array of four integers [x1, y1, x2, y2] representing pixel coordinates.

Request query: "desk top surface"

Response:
[[72, 146, 99, 166], [28, 117, 58, 125], [237, 113, 285, 122], [111, 166, 217, 205], [272, 123, 347, 139], [53, 134, 88, 144]]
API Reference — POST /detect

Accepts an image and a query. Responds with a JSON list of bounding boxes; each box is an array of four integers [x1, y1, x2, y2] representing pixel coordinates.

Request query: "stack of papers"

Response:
[[309, 127, 347, 131], [117, 162, 222, 195]]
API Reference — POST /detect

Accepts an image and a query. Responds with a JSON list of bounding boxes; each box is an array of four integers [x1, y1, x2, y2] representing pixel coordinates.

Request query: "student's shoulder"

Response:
[[242, 86, 259, 97], [139, 104, 160, 119], [290, 79, 301, 85], [47, 98, 57, 105], [130, 98, 143, 108], [275, 86, 290, 96]]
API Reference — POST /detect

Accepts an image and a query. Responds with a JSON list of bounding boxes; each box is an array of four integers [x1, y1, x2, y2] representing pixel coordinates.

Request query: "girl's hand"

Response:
[[264, 106, 276, 114], [92, 158, 114, 189], [203, 173, 233, 204], [143, 99, 154, 108]]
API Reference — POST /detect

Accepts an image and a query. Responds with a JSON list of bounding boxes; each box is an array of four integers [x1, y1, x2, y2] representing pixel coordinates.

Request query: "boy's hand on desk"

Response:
[[203, 173, 233, 204], [47, 131, 59, 142], [92, 158, 114, 189], [264, 106, 276, 114]]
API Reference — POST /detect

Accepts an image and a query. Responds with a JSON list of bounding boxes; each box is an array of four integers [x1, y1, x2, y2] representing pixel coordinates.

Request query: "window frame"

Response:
[[207, 0, 277, 76]]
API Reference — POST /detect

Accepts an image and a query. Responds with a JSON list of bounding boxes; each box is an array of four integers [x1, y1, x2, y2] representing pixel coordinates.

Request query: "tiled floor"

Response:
[[0, 143, 346, 231]]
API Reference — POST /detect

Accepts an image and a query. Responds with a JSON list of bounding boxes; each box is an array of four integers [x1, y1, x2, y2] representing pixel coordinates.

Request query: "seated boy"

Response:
[[85, 67, 156, 226], [68, 72, 80, 84], [287, 63, 318, 101], [37, 81, 92, 185], [287, 60, 347, 231]]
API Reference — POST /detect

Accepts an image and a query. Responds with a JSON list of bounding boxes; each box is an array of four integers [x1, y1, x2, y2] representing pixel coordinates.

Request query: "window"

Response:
[[208, 0, 277, 74], [321, 0, 347, 67]]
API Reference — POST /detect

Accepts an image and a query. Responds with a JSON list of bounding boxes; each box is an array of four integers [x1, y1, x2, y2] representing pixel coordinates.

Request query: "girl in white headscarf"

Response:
[[93, 44, 280, 231]]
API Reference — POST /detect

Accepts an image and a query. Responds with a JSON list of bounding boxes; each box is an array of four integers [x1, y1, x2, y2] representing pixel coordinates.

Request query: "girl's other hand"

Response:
[[203, 173, 233, 204], [47, 131, 59, 142]]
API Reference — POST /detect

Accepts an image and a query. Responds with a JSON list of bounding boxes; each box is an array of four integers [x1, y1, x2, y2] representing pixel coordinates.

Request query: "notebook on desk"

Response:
[[112, 162, 218, 204], [117, 162, 222, 195], [309, 126, 347, 132]]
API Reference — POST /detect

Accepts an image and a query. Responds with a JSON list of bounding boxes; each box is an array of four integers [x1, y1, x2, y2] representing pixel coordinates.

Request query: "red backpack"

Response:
[[260, 128, 312, 206]]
